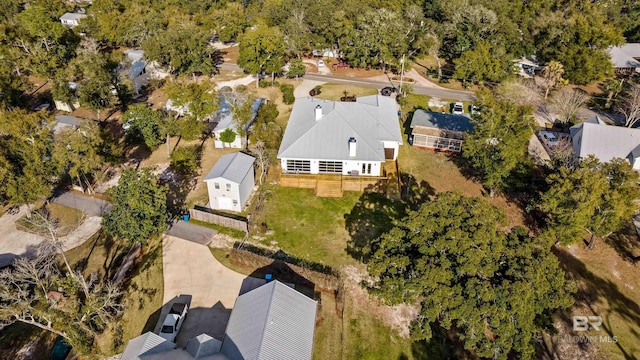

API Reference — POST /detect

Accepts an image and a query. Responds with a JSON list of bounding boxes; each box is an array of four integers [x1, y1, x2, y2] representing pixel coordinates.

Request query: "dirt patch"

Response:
[[222, 45, 239, 63], [147, 87, 168, 110]]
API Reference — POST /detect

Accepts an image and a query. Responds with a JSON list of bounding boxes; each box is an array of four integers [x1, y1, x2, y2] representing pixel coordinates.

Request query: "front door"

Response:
[[384, 148, 395, 160], [217, 197, 234, 210]]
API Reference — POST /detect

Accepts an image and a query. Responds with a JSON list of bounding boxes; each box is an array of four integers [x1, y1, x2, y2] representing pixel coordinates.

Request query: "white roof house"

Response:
[[121, 281, 318, 360], [277, 95, 403, 177], [212, 96, 264, 149], [570, 116, 640, 169], [59, 13, 86, 27], [53, 115, 85, 134], [607, 44, 640, 72], [121, 50, 148, 96], [203, 152, 255, 211]]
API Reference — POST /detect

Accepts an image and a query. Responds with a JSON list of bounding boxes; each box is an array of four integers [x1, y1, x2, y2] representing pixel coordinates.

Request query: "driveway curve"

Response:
[[161, 235, 264, 346]]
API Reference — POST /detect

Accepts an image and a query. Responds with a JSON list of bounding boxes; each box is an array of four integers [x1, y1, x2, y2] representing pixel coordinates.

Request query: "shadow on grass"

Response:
[[552, 246, 640, 359], [605, 220, 640, 264], [344, 175, 434, 263]]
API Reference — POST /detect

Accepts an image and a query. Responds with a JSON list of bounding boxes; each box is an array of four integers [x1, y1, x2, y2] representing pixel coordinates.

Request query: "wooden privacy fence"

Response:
[[189, 207, 249, 233]]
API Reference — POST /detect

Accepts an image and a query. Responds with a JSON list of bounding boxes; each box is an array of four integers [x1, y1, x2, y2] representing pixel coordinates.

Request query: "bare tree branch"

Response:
[[616, 86, 640, 127], [551, 88, 590, 124]]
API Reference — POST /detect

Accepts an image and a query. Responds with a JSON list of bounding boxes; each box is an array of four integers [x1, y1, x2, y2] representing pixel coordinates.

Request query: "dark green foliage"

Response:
[[122, 104, 164, 149], [366, 192, 575, 360], [250, 102, 282, 150], [279, 84, 294, 105], [218, 128, 237, 146], [170, 146, 199, 175], [102, 168, 168, 244], [287, 59, 306, 78]]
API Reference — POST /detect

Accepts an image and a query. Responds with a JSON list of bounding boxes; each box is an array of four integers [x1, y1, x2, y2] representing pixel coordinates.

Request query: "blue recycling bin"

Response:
[[265, 273, 273, 282], [182, 213, 190, 222]]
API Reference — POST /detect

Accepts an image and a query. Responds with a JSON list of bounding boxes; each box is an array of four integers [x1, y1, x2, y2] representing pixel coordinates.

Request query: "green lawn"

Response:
[[315, 84, 379, 101], [253, 186, 361, 268]]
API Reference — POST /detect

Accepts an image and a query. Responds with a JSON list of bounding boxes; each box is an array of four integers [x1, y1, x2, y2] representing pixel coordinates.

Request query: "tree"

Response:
[[122, 104, 164, 149], [206, 2, 248, 43], [238, 24, 286, 89], [540, 61, 565, 99], [616, 86, 640, 128], [170, 146, 199, 175], [551, 88, 590, 124], [102, 168, 168, 244], [495, 79, 542, 108], [165, 80, 218, 142], [540, 157, 640, 247], [602, 78, 624, 109], [366, 192, 575, 360], [219, 128, 237, 147], [463, 90, 534, 197], [52, 121, 104, 192], [453, 40, 512, 85], [287, 58, 306, 79], [74, 54, 118, 121]]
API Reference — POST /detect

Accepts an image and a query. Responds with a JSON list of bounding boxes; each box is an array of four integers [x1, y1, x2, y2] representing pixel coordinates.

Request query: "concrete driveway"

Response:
[[160, 235, 265, 347], [52, 191, 112, 216]]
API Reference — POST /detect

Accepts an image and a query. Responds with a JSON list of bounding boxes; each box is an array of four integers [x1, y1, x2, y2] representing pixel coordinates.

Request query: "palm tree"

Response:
[[603, 78, 624, 108], [541, 61, 565, 99]]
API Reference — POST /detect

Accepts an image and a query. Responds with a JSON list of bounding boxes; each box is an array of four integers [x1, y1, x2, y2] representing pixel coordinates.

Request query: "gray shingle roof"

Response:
[[204, 152, 255, 183], [570, 116, 640, 163], [410, 110, 474, 133], [220, 280, 318, 360], [121, 332, 176, 360], [186, 334, 223, 358], [607, 44, 640, 69], [277, 95, 403, 162]]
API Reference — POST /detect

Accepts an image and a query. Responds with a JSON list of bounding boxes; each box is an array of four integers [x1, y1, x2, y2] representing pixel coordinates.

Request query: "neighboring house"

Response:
[[121, 280, 318, 360], [212, 96, 264, 149], [277, 95, 403, 177], [312, 48, 341, 58], [513, 56, 542, 77], [607, 44, 640, 73], [54, 82, 80, 113], [570, 116, 640, 169], [409, 110, 474, 153], [59, 12, 86, 27], [53, 115, 85, 134], [121, 50, 148, 96], [203, 152, 255, 212]]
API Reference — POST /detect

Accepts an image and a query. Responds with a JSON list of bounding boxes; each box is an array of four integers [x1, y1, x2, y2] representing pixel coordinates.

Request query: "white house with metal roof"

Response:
[[203, 152, 255, 211], [570, 116, 640, 169], [121, 281, 318, 360], [212, 95, 264, 149], [277, 95, 402, 177], [607, 44, 640, 73], [59, 12, 86, 27]]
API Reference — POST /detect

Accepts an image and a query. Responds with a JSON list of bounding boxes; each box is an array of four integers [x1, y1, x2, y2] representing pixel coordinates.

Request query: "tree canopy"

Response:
[[366, 192, 575, 360]]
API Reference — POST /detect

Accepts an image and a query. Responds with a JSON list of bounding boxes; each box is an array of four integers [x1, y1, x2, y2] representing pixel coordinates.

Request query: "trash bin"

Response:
[[182, 214, 190, 222], [265, 274, 273, 282]]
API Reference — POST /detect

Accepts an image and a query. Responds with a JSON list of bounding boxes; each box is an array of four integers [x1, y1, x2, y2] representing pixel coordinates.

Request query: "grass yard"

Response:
[[315, 84, 379, 101], [15, 202, 84, 237], [190, 218, 246, 239], [253, 186, 361, 268]]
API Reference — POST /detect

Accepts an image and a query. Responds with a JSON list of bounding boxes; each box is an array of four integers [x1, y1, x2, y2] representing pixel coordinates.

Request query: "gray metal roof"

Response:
[[213, 97, 264, 133], [570, 116, 640, 163], [60, 12, 86, 21], [607, 45, 640, 69], [186, 334, 223, 358], [220, 280, 318, 360], [410, 110, 474, 133], [277, 95, 403, 162], [204, 152, 255, 183], [121, 332, 176, 360]]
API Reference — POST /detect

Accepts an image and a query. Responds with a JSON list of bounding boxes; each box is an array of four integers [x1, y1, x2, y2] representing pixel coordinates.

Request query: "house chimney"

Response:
[[348, 137, 357, 157], [315, 104, 322, 121]]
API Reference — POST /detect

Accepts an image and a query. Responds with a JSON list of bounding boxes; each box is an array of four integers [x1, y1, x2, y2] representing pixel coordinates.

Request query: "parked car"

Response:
[[380, 87, 397, 96], [452, 102, 464, 115], [470, 105, 480, 116], [316, 59, 325, 68], [332, 62, 350, 70], [34, 103, 51, 111], [539, 131, 559, 147], [159, 302, 189, 343]]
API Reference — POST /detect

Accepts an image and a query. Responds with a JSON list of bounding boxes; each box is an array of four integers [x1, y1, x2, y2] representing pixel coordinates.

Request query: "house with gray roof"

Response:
[[203, 152, 255, 211], [212, 95, 264, 149], [607, 44, 640, 73], [121, 281, 318, 360], [409, 109, 474, 153], [120, 50, 148, 96], [570, 116, 640, 169], [59, 12, 86, 27], [53, 115, 86, 134], [277, 95, 402, 177]]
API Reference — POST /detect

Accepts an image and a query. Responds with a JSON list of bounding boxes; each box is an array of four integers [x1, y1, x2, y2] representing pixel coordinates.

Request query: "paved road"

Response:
[[166, 220, 218, 245], [219, 63, 476, 101], [52, 191, 112, 216], [159, 235, 265, 346]]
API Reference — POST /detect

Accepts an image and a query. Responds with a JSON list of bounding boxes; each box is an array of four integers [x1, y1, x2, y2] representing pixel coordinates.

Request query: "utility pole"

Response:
[[399, 54, 405, 96]]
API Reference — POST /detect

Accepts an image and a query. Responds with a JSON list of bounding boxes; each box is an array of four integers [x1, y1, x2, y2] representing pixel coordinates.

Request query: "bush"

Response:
[[259, 79, 280, 88], [170, 146, 200, 175], [280, 84, 295, 105]]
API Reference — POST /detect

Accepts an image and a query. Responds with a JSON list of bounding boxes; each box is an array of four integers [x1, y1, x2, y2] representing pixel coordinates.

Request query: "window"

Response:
[[226, 183, 231, 191], [362, 163, 366, 174], [233, 200, 238, 206], [286, 159, 311, 173], [318, 161, 343, 174], [214, 182, 220, 189], [367, 164, 372, 174]]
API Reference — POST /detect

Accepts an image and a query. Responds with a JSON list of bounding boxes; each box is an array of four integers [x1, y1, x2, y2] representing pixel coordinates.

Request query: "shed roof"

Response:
[[60, 13, 86, 21], [570, 116, 640, 163], [220, 280, 317, 360], [410, 110, 474, 133], [204, 152, 255, 184], [121, 332, 176, 360], [277, 95, 402, 162], [607, 45, 640, 68]]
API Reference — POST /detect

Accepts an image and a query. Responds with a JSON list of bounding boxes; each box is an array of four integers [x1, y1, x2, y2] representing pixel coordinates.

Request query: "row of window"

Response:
[[214, 183, 232, 191], [412, 134, 463, 152], [286, 160, 372, 174]]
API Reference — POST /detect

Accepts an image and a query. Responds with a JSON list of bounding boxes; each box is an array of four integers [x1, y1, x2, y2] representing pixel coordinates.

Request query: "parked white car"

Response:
[[159, 302, 189, 343], [452, 102, 464, 115], [316, 59, 325, 68], [539, 131, 559, 147]]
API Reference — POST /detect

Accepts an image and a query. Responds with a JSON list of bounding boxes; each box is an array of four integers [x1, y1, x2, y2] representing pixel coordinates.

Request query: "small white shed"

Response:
[[203, 152, 256, 212]]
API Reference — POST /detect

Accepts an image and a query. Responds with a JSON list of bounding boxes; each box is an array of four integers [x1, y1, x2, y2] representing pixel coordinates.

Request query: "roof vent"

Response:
[[315, 105, 322, 121]]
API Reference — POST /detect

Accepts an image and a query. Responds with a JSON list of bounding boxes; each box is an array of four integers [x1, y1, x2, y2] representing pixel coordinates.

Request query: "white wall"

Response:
[[214, 130, 243, 149], [382, 141, 400, 160], [205, 178, 241, 211], [281, 158, 381, 176]]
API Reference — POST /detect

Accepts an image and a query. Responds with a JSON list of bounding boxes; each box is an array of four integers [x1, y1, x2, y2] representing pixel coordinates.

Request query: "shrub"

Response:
[[170, 146, 200, 175], [259, 79, 280, 88], [280, 84, 295, 105]]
